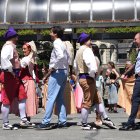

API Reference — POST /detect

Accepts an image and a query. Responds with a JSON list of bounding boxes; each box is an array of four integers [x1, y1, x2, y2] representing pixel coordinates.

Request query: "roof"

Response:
[[0, 0, 140, 29]]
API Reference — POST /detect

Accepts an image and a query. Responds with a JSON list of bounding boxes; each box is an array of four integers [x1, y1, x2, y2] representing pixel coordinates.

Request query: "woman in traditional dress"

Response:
[[20, 41, 38, 123], [118, 61, 140, 118]]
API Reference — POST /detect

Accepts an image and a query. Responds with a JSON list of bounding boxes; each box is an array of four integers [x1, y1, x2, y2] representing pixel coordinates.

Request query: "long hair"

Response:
[[92, 44, 102, 65], [108, 61, 115, 68]]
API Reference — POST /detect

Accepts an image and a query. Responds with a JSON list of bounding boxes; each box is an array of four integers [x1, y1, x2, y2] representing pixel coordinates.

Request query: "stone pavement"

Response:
[[0, 108, 140, 140]]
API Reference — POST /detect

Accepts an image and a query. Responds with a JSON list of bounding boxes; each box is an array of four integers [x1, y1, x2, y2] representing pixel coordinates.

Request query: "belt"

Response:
[[1, 69, 8, 72], [79, 73, 93, 79]]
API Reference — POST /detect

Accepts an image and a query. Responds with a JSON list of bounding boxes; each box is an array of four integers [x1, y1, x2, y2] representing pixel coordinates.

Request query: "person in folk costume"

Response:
[[20, 41, 39, 124], [61, 41, 77, 115], [92, 45, 116, 128], [0, 27, 30, 130], [74, 33, 116, 130], [41, 66, 48, 111], [107, 61, 120, 113], [0, 68, 3, 113], [35, 26, 69, 130], [119, 60, 140, 116]]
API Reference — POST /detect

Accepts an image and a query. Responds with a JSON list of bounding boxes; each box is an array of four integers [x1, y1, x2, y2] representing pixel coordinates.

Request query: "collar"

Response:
[[5, 41, 16, 48]]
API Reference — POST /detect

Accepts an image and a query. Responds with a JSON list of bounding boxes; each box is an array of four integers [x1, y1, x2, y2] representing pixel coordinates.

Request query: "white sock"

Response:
[[81, 108, 89, 124], [1, 104, 10, 124], [95, 103, 108, 119], [18, 99, 27, 120]]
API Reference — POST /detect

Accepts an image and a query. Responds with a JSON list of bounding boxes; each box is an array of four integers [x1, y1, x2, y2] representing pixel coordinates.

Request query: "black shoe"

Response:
[[52, 122, 68, 129], [34, 123, 51, 130], [57, 123, 68, 129], [119, 124, 137, 131]]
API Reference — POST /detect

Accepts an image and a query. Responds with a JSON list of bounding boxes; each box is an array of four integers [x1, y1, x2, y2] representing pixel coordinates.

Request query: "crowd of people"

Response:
[[0, 26, 140, 131]]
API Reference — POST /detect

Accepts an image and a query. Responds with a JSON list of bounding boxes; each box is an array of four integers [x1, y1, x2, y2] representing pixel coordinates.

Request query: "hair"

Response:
[[24, 43, 31, 51], [108, 61, 115, 68], [51, 26, 64, 39], [92, 44, 102, 65], [80, 36, 90, 46]]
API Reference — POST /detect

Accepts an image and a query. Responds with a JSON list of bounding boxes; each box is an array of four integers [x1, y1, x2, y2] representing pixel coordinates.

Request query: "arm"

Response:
[[112, 69, 120, 79], [83, 48, 97, 78], [1, 45, 14, 72], [121, 64, 135, 78], [20, 56, 30, 68]]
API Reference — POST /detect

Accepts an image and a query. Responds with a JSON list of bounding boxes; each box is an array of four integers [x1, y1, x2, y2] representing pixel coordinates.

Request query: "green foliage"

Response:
[[0, 41, 5, 50], [0, 30, 6, 36], [76, 28, 97, 34], [41, 30, 50, 36], [18, 30, 36, 35], [129, 49, 137, 64], [105, 27, 140, 33]]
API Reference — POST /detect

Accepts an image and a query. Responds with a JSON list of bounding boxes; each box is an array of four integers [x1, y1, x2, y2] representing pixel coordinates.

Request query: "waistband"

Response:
[[79, 73, 93, 79], [56, 69, 67, 70], [1, 69, 8, 72]]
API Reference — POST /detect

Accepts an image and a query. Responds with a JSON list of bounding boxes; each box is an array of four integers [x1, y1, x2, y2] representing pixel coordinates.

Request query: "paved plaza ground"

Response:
[[0, 108, 140, 140]]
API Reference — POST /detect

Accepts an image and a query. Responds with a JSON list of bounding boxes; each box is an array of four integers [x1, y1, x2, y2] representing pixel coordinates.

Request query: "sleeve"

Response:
[[83, 48, 97, 78], [20, 56, 30, 68], [1, 45, 14, 72], [52, 42, 64, 69]]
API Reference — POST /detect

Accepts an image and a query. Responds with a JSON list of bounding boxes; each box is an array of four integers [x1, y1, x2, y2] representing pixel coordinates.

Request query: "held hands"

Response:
[[42, 68, 56, 83], [121, 74, 128, 81], [121, 74, 125, 79]]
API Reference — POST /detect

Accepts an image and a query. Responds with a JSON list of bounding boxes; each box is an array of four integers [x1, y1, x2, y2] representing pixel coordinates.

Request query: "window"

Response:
[[118, 53, 127, 59]]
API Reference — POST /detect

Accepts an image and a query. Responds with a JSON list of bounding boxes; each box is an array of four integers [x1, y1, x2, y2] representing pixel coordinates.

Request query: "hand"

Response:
[[110, 80, 115, 84], [42, 70, 52, 83], [121, 74, 125, 79]]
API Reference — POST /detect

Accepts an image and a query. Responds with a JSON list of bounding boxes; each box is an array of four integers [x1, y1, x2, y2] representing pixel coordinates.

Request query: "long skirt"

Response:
[[118, 77, 140, 118], [54, 81, 77, 115], [42, 82, 48, 110], [24, 80, 38, 117], [74, 82, 83, 110], [108, 84, 118, 104]]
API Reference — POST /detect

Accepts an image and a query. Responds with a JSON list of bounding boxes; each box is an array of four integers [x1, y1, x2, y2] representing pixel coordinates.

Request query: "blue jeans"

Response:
[[127, 76, 140, 125], [42, 69, 67, 125]]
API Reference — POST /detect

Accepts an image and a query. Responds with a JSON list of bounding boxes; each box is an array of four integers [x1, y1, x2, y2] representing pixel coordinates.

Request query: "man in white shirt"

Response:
[[0, 27, 30, 130], [36, 26, 69, 130], [119, 33, 140, 131]]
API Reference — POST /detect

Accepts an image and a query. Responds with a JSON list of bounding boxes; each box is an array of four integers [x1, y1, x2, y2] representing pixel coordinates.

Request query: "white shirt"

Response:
[[49, 38, 69, 70], [20, 56, 36, 80], [83, 47, 97, 78], [1, 41, 15, 72], [135, 51, 140, 74], [20, 56, 30, 68], [74, 46, 97, 78]]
